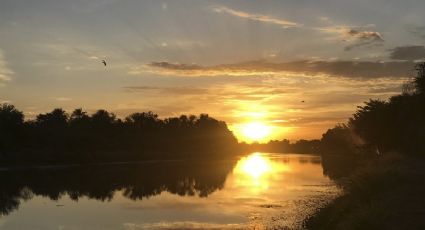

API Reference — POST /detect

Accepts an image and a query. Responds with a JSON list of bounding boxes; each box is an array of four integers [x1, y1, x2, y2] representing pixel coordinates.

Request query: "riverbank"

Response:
[[304, 153, 425, 229]]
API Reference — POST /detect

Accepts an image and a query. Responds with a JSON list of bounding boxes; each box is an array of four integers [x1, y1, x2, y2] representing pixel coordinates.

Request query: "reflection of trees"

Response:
[[0, 159, 236, 216]]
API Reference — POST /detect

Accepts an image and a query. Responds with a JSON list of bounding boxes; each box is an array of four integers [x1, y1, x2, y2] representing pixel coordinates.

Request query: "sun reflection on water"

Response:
[[233, 152, 290, 192]]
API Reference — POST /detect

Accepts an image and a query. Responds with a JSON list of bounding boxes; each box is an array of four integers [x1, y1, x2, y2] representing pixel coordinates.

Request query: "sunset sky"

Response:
[[1, 0, 425, 142]]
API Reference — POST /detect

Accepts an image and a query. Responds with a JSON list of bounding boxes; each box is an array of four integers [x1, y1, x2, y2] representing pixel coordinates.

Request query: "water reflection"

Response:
[[0, 160, 235, 216], [0, 153, 340, 229], [233, 153, 290, 192]]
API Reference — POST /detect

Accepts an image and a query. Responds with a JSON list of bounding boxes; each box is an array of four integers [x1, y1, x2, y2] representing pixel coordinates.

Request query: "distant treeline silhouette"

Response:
[[0, 107, 238, 165], [239, 139, 321, 154]]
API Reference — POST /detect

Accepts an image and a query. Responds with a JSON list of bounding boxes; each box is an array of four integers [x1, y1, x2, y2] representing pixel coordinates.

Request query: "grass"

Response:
[[304, 153, 425, 230]]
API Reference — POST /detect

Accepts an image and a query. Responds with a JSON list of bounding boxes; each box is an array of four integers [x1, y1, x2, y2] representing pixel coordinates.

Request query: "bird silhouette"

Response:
[[301, 100, 305, 103], [102, 60, 106, 66]]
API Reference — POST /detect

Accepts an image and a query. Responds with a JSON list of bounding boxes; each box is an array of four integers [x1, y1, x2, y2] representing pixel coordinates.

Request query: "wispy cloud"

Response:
[[124, 86, 208, 95], [124, 85, 289, 101], [318, 26, 384, 51], [55, 97, 73, 102], [0, 49, 13, 84], [138, 60, 414, 79], [210, 6, 301, 28]]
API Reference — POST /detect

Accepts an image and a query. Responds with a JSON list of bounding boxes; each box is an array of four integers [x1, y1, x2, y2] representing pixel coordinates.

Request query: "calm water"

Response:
[[0, 153, 339, 230]]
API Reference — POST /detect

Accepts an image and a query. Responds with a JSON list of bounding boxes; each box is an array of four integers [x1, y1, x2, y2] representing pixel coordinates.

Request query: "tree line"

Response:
[[0, 107, 238, 165], [320, 62, 425, 156]]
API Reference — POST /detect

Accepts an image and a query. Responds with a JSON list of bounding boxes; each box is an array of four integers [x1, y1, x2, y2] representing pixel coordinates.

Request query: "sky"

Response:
[[1, 0, 425, 142]]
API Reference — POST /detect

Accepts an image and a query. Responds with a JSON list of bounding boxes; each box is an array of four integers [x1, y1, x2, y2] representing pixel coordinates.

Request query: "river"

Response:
[[0, 152, 340, 229]]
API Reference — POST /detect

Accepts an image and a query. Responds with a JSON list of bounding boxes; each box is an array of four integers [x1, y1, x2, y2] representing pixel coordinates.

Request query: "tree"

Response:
[[320, 124, 359, 155], [70, 108, 89, 122], [125, 112, 159, 129], [91, 110, 116, 127], [0, 104, 24, 149], [0, 104, 24, 130], [414, 62, 425, 94], [349, 100, 390, 152], [36, 108, 68, 128]]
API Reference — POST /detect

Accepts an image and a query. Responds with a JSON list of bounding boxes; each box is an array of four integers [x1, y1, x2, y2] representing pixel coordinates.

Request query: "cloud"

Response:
[[343, 29, 384, 51], [210, 6, 301, 28], [55, 97, 72, 102], [124, 86, 208, 95], [142, 60, 415, 79], [0, 49, 13, 84], [0, 99, 11, 104], [318, 16, 333, 24], [124, 85, 288, 101], [346, 29, 384, 42], [389, 45, 425, 61], [318, 26, 384, 51]]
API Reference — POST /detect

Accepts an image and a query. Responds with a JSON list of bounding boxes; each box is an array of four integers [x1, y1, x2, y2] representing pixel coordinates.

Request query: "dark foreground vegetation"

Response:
[[304, 63, 425, 229], [0, 107, 238, 165], [306, 153, 425, 229]]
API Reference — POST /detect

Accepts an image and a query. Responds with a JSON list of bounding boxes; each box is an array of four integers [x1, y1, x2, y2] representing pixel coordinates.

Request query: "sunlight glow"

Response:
[[231, 121, 293, 143], [241, 122, 271, 142]]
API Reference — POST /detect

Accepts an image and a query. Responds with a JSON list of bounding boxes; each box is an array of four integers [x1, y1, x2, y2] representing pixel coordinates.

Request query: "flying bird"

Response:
[[102, 60, 106, 66], [301, 100, 305, 103]]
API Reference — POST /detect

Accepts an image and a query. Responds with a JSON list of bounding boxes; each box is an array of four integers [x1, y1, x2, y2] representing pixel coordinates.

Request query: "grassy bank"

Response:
[[305, 153, 425, 229]]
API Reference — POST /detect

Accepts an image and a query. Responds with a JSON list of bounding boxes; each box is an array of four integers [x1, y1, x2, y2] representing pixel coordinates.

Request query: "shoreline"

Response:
[[304, 153, 425, 229]]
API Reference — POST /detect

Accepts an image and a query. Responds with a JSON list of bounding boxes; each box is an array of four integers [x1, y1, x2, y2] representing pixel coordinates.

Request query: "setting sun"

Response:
[[240, 122, 271, 142]]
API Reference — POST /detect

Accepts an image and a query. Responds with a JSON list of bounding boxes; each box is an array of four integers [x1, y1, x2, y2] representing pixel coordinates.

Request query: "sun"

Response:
[[241, 122, 271, 142]]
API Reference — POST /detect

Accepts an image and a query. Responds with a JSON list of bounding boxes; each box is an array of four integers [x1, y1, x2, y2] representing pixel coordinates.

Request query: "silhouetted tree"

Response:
[[91, 110, 116, 127], [0, 104, 24, 150], [349, 100, 390, 152], [70, 108, 89, 125], [347, 62, 425, 155], [36, 108, 68, 128], [0, 105, 238, 164], [414, 62, 425, 94], [125, 111, 159, 129], [320, 124, 359, 155], [291, 139, 321, 153]]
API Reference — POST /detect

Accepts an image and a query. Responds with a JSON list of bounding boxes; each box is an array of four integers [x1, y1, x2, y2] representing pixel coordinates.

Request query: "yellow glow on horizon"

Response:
[[231, 121, 293, 143]]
